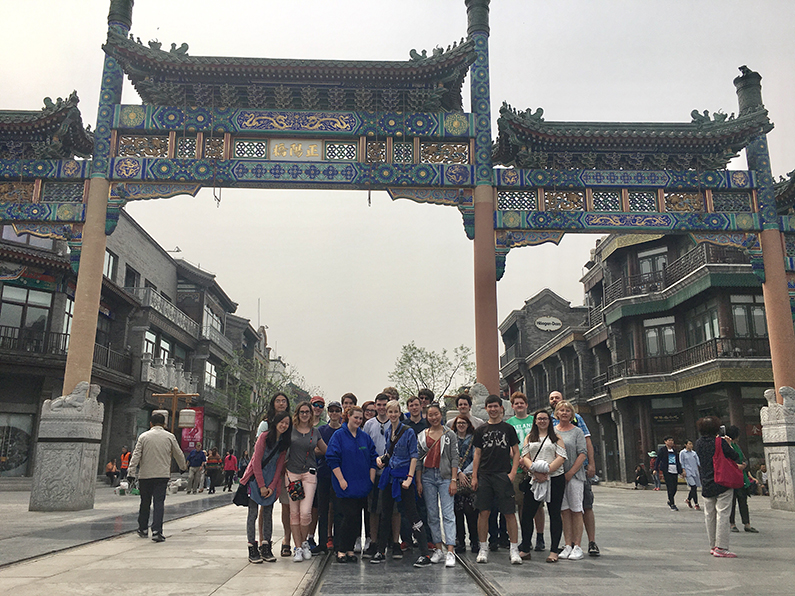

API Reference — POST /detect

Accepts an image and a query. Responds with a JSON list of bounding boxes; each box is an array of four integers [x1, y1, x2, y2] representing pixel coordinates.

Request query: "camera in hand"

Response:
[[380, 453, 390, 466]]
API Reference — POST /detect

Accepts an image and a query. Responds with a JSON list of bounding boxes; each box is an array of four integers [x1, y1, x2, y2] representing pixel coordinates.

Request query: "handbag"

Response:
[[457, 438, 475, 496], [232, 481, 249, 506], [286, 428, 314, 501], [519, 435, 549, 493], [713, 437, 744, 489]]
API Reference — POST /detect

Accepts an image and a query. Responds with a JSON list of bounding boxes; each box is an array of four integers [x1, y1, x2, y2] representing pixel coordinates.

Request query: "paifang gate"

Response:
[[2, 0, 795, 509]]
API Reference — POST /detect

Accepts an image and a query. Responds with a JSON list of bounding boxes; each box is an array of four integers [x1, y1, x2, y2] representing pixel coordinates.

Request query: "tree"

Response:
[[223, 351, 311, 444], [388, 341, 476, 404]]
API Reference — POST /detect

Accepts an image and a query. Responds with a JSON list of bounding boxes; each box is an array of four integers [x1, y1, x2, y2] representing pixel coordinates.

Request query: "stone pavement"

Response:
[[0, 481, 232, 567], [0, 485, 793, 596]]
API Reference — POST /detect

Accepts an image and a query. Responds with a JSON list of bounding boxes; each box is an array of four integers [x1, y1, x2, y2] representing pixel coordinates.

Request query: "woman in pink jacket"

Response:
[[240, 411, 291, 563]]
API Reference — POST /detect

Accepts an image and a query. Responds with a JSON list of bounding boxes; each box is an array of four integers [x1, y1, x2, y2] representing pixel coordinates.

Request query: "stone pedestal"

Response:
[[760, 387, 795, 511], [29, 382, 104, 511]]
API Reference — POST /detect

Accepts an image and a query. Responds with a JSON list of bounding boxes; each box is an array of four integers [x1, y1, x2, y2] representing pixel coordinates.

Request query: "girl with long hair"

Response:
[[452, 415, 478, 554], [240, 411, 292, 563], [518, 409, 566, 562]]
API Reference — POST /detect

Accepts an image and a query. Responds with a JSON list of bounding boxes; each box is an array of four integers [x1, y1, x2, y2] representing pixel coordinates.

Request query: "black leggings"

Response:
[[224, 470, 235, 491], [454, 494, 478, 547], [519, 474, 564, 553], [687, 485, 699, 505], [338, 497, 367, 554], [663, 471, 678, 505], [730, 488, 750, 526], [377, 484, 428, 555]]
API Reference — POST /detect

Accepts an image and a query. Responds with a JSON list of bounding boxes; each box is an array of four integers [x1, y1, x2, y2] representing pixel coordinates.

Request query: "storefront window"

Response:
[[0, 413, 34, 477]]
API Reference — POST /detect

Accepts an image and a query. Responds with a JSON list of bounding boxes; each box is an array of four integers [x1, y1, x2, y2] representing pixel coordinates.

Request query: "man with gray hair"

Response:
[[127, 412, 187, 542]]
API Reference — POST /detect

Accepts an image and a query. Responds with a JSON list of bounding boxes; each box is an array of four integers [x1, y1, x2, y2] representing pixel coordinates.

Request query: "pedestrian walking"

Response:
[[186, 442, 206, 494], [126, 412, 187, 542], [655, 436, 684, 511], [726, 426, 758, 534], [223, 449, 238, 492], [679, 440, 701, 509], [206, 447, 222, 494]]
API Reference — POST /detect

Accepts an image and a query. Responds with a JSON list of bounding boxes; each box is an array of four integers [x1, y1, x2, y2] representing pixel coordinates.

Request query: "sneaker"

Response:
[[302, 541, 312, 561], [694, 504, 701, 511], [745, 526, 759, 533], [327, 537, 334, 549], [248, 543, 263, 564], [260, 541, 276, 563], [445, 551, 456, 568], [454, 543, 466, 554], [413, 555, 432, 568], [311, 544, 328, 556], [510, 549, 523, 565], [364, 537, 372, 552], [471, 543, 479, 554], [534, 535, 546, 552], [588, 541, 600, 557], [307, 537, 317, 549], [730, 525, 740, 533], [430, 548, 444, 564], [151, 532, 165, 543], [685, 499, 693, 509], [354, 537, 362, 553], [362, 543, 378, 559], [558, 545, 573, 560], [709, 546, 716, 555], [293, 547, 305, 562], [392, 542, 404, 559], [400, 541, 410, 552], [370, 552, 386, 564], [669, 503, 679, 511], [488, 541, 500, 552], [568, 545, 584, 560], [476, 549, 488, 564], [712, 547, 737, 558], [136, 529, 148, 539]]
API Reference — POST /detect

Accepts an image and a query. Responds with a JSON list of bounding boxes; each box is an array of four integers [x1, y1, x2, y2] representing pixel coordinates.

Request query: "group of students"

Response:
[[238, 386, 601, 567]]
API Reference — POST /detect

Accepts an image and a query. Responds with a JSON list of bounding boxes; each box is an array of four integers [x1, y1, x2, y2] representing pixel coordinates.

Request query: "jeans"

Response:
[[421, 468, 456, 546], [247, 500, 273, 544], [138, 477, 168, 534], [378, 484, 429, 555], [663, 471, 679, 505], [704, 489, 733, 549], [520, 474, 564, 553]]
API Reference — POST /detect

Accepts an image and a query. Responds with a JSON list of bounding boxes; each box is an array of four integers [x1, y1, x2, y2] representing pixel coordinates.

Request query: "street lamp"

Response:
[[152, 387, 200, 434]]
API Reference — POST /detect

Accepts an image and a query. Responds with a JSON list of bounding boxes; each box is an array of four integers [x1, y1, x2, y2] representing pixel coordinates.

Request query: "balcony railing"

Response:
[[202, 325, 234, 354], [605, 244, 748, 306], [587, 303, 604, 329], [608, 337, 770, 381], [0, 325, 132, 375], [0, 325, 69, 354], [500, 344, 517, 368], [592, 373, 608, 396], [202, 385, 228, 408], [124, 286, 200, 338], [93, 343, 133, 375]]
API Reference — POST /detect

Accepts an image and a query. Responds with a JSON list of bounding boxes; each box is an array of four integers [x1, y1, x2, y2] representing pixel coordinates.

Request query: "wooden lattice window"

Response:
[[324, 142, 357, 161], [420, 142, 469, 164], [544, 190, 584, 211], [497, 190, 536, 210], [118, 135, 169, 158]]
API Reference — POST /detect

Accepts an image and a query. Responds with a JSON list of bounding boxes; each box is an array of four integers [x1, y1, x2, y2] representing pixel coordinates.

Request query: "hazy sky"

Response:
[[3, 1, 794, 400]]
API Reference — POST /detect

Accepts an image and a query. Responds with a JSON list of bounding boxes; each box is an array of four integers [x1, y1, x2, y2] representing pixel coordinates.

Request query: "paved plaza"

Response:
[[0, 485, 793, 596]]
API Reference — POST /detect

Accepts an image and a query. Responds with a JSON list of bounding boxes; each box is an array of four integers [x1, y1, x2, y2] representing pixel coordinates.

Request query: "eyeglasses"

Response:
[[328, 408, 342, 413], [365, 409, 376, 414], [299, 409, 311, 415], [311, 403, 324, 408]]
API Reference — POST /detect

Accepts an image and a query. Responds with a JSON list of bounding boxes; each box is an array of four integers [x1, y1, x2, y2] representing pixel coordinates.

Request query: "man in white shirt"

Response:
[[127, 412, 187, 542], [448, 394, 485, 430]]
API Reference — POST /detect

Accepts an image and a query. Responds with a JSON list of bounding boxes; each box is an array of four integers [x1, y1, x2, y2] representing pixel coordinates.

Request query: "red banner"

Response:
[[180, 406, 204, 452]]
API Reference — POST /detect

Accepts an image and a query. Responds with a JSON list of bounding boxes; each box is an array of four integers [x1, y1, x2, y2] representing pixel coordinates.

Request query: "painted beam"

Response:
[[493, 168, 755, 190], [114, 105, 475, 139]]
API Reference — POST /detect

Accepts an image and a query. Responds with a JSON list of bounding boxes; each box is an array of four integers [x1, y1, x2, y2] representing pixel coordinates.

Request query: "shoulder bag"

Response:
[[456, 438, 475, 496], [713, 436, 744, 489]]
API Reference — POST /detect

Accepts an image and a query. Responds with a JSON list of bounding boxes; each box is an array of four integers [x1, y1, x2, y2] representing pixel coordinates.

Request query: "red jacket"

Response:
[[223, 454, 238, 471]]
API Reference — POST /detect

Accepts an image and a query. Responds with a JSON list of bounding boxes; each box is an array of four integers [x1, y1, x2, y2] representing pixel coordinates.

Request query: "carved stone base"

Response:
[[760, 387, 795, 512], [29, 382, 104, 512]]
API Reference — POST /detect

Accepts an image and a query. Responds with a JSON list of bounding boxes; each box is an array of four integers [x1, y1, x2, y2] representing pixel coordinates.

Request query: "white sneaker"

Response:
[[559, 545, 573, 559], [302, 541, 312, 560], [293, 547, 304, 562], [568, 545, 584, 560], [354, 537, 362, 553], [430, 548, 444, 564], [445, 551, 456, 567], [476, 548, 488, 564], [510, 548, 523, 565]]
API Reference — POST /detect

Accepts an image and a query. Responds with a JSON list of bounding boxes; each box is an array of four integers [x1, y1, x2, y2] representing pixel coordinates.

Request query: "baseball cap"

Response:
[[311, 396, 325, 406]]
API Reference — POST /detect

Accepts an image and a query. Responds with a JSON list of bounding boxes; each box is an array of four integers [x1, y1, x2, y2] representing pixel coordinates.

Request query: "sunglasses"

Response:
[[311, 403, 324, 408]]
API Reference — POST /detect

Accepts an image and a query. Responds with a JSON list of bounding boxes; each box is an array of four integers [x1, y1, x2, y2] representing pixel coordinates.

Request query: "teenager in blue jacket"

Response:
[[325, 405, 377, 563]]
